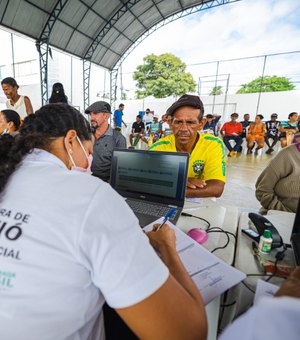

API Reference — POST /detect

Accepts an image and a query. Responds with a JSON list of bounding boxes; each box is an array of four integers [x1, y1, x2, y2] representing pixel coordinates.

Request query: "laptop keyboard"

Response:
[[126, 199, 175, 218]]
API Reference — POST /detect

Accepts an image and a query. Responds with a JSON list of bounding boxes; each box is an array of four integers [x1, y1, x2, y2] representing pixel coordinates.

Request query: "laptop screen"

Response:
[[291, 197, 300, 237], [110, 149, 189, 203]]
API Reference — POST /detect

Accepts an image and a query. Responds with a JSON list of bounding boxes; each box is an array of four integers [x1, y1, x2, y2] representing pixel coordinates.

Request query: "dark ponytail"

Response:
[[0, 103, 91, 194]]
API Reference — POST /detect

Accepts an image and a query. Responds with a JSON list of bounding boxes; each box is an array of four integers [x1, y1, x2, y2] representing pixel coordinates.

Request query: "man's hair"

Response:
[[119, 103, 124, 108], [136, 115, 141, 119], [256, 114, 264, 120]]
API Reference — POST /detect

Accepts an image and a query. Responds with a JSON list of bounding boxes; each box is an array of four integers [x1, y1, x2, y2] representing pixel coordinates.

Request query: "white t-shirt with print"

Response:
[[0, 149, 169, 340]]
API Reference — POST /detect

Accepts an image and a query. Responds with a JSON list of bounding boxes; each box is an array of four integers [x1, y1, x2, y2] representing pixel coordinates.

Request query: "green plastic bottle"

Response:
[[258, 229, 273, 253]]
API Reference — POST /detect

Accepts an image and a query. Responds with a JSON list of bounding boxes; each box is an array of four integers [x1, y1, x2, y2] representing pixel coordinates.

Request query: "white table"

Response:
[[177, 199, 240, 340], [220, 210, 296, 331]]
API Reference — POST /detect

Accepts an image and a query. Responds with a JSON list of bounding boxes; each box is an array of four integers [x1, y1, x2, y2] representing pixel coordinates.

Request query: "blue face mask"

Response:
[[64, 136, 93, 174]]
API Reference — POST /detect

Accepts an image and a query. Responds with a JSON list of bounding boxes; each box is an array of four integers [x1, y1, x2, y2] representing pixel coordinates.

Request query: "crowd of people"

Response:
[[1, 77, 300, 339]]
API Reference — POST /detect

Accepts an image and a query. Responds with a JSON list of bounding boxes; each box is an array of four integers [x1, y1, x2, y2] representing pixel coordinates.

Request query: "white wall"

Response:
[[120, 90, 300, 124]]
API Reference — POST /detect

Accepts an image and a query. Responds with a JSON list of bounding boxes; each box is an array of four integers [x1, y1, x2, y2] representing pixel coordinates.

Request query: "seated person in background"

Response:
[[203, 114, 221, 136], [0, 103, 207, 340], [246, 114, 266, 155], [0, 109, 21, 136], [265, 113, 281, 154], [220, 267, 300, 340], [255, 143, 300, 213], [143, 107, 153, 131], [85, 101, 126, 182], [161, 114, 173, 136], [149, 115, 162, 142], [238, 113, 252, 152], [279, 112, 299, 148], [129, 115, 147, 148], [220, 113, 243, 157], [149, 94, 226, 198]]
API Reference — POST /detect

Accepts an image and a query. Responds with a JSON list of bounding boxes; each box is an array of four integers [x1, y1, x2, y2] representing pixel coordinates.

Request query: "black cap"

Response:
[[167, 94, 204, 116], [85, 101, 111, 114], [271, 113, 278, 118], [231, 112, 239, 117], [206, 114, 213, 118]]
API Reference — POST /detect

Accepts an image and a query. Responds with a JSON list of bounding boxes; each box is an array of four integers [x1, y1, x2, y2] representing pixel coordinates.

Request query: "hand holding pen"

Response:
[[156, 208, 177, 231]]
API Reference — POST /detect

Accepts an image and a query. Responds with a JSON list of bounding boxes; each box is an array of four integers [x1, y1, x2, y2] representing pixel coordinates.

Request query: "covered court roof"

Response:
[[0, 0, 230, 70]]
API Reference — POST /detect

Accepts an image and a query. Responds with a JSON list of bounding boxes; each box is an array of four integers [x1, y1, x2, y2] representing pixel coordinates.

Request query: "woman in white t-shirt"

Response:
[[0, 103, 206, 340], [1, 77, 33, 120]]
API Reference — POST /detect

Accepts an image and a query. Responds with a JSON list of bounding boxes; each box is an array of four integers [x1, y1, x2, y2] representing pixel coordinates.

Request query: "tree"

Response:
[[133, 53, 196, 98], [209, 86, 223, 95], [236, 75, 295, 94]]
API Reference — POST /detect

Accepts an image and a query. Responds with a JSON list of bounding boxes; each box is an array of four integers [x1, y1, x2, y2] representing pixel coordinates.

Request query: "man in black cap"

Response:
[[85, 101, 126, 182], [265, 113, 281, 154], [149, 94, 226, 198]]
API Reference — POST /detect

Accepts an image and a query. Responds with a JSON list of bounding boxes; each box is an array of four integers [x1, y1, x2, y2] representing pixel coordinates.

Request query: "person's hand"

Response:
[[187, 178, 207, 189], [124, 123, 127, 128], [146, 224, 176, 253], [275, 266, 300, 299]]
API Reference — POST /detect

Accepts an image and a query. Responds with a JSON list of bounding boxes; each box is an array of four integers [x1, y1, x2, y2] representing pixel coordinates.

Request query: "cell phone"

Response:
[[242, 228, 260, 242]]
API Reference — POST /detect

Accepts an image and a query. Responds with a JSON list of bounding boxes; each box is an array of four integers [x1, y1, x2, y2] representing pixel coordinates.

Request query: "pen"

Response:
[[156, 208, 177, 231]]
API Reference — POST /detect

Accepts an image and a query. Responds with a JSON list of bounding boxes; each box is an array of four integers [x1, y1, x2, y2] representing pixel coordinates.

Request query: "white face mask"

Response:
[[64, 136, 93, 174]]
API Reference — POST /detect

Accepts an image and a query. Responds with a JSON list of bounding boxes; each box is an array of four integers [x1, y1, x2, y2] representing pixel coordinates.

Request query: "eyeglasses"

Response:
[[172, 119, 199, 127]]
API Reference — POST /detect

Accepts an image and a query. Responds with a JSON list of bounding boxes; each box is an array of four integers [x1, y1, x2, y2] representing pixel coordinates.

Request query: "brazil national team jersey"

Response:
[[148, 133, 226, 182]]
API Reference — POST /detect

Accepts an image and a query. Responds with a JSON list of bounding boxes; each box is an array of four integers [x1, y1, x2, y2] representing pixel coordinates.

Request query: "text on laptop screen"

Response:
[[111, 150, 187, 199]]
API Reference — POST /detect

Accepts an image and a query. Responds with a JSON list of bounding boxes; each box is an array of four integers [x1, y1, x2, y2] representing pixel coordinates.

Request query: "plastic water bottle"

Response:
[[258, 229, 273, 253]]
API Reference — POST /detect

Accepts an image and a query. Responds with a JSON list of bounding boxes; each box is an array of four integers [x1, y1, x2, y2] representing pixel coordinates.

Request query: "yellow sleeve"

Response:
[[202, 139, 226, 183]]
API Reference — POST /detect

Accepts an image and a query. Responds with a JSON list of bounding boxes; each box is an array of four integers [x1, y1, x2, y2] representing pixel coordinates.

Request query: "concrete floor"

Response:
[[217, 151, 276, 212]]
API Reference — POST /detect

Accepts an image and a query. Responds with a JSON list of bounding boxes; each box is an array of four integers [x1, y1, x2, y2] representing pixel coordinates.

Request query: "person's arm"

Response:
[[248, 123, 254, 135], [116, 134, 127, 148], [255, 149, 293, 211], [237, 122, 243, 136], [122, 119, 127, 128], [113, 115, 117, 128], [186, 179, 225, 198], [116, 225, 207, 340], [220, 123, 226, 137], [24, 96, 33, 115]]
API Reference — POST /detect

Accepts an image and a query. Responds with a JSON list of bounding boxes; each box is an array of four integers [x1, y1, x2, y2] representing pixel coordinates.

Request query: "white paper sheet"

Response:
[[144, 218, 246, 305], [254, 279, 279, 305]]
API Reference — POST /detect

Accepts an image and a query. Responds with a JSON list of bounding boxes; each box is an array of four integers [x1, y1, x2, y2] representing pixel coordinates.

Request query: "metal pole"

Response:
[[103, 71, 106, 99], [223, 73, 230, 118], [70, 56, 73, 104], [212, 61, 219, 114], [120, 64, 123, 100], [11, 33, 15, 78], [256, 55, 267, 115], [198, 77, 202, 96]]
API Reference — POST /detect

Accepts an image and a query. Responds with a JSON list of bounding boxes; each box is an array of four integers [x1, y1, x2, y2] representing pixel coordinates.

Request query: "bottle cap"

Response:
[[263, 229, 272, 239]]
